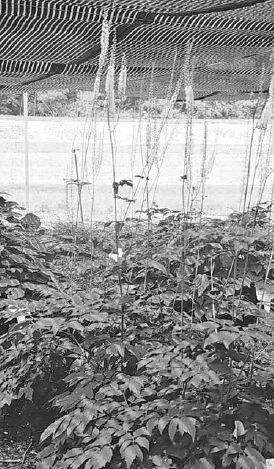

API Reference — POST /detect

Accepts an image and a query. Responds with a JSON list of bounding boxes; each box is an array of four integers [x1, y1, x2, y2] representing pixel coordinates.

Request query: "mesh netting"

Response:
[[0, 0, 273, 99]]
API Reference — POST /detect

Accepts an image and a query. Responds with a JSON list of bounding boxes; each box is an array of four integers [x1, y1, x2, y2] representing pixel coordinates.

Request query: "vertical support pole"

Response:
[[73, 148, 84, 225], [23, 92, 29, 212]]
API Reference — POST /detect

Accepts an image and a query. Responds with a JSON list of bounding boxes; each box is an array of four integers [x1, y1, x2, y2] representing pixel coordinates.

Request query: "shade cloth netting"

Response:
[[0, 0, 274, 100]]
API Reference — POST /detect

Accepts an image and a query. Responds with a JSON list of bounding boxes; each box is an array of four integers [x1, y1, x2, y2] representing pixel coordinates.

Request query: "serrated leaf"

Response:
[[108, 343, 125, 358], [65, 450, 93, 469], [168, 419, 178, 441], [134, 445, 144, 461], [233, 421, 246, 439], [38, 444, 57, 459], [220, 253, 233, 269], [158, 416, 170, 434], [120, 439, 133, 453], [146, 418, 158, 434], [8, 279, 20, 287], [123, 445, 138, 469], [54, 415, 72, 439], [177, 417, 196, 442], [193, 458, 214, 469], [36, 461, 53, 469], [204, 331, 238, 349], [227, 443, 241, 455], [63, 448, 83, 461], [147, 259, 168, 276], [195, 274, 210, 297], [0, 279, 9, 288], [236, 455, 255, 469], [40, 417, 64, 442], [126, 376, 144, 395], [84, 447, 113, 469], [211, 442, 227, 453], [151, 455, 163, 467], [8, 287, 25, 299], [244, 447, 265, 469], [135, 437, 150, 451], [134, 427, 150, 437], [66, 320, 84, 332]]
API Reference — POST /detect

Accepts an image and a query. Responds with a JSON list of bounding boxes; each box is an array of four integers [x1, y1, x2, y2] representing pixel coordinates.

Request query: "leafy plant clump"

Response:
[[0, 195, 54, 304], [1, 196, 274, 469]]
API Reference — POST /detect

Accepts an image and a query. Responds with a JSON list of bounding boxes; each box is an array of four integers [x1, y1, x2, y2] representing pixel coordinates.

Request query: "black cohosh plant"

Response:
[[36, 208, 274, 469], [0, 195, 56, 306], [1, 36, 274, 469], [1, 191, 274, 469]]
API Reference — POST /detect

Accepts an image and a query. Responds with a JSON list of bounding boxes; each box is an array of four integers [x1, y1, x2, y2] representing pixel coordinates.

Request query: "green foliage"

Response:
[[32, 90, 79, 117], [193, 100, 262, 120], [0, 94, 23, 115], [0, 195, 55, 304], [1, 197, 274, 468], [0, 92, 263, 119], [0, 90, 79, 117], [0, 195, 65, 418]]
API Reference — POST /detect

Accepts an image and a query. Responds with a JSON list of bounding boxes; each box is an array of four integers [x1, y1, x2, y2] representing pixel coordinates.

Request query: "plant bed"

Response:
[[1, 195, 274, 469]]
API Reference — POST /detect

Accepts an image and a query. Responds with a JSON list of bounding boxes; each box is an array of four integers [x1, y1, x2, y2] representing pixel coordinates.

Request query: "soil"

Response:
[[0, 438, 37, 469], [0, 414, 38, 469]]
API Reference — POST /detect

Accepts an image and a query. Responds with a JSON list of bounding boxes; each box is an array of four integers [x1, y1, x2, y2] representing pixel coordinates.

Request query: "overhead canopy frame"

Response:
[[0, 0, 274, 100]]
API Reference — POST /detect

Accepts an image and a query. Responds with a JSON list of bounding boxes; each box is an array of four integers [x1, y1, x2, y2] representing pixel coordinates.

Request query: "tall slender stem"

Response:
[[107, 105, 125, 339], [242, 114, 257, 218], [23, 92, 30, 212]]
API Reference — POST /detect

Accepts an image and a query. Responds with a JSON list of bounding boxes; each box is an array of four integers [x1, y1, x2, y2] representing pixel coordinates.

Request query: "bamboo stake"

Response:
[[23, 92, 30, 212], [73, 148, 84, 225]]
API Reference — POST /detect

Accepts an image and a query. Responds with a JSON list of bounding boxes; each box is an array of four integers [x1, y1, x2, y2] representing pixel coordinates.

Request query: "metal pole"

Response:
[[23, 92, 29, 212]]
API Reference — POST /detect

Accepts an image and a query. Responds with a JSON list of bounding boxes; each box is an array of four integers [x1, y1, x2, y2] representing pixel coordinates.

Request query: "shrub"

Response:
[[0, 195, 57, 306], [1, 200, 274, 469]]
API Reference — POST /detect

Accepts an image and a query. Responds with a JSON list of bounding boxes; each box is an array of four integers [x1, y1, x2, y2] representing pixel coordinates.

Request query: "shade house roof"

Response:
[[0, 0, 274, 100]]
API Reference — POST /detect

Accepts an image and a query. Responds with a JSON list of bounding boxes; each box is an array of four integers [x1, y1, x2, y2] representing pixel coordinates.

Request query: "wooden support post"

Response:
[[23, 92, 30, 212]]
